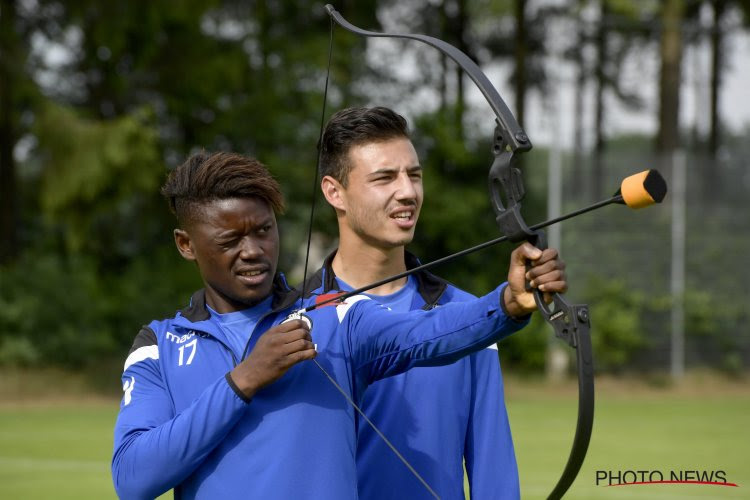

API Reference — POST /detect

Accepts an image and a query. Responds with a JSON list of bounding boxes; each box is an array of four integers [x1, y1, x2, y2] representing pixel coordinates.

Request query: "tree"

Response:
[[706, 0, 749, 158], [656, 0, 685, 153], [514, 0, 529, 127], [0, 0, 351, 367], [592, 0, 610, 196], [0, 0, 29, 263]]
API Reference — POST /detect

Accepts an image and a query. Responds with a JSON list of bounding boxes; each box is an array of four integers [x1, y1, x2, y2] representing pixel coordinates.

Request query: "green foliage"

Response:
[[0, 0, 352, 370], [0, 338, 40, 367], [0, 244, 202, 368], [0, 251, 116, 367], [33, 104, 163, 253], [605, 0, 659, 17], [584, 276, 648, 371], [500, 276, 651, 374], [683, 289, 746, 375], [499, 314, 550, 374], [1, 1, 746, 376]]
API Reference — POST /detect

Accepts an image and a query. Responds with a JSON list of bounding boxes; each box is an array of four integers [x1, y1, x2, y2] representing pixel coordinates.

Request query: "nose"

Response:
[[394, 172, 418, 202], [238, 236, 263, 260]]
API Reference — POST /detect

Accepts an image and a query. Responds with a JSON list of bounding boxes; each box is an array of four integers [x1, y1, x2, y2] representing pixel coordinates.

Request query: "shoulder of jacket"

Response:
[[129, 326, 158, 355], [440, 283, 477, 302]]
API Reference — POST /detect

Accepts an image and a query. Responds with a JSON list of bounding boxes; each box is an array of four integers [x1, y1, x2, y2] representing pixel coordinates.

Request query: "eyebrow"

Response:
[[214, 229, 241, 239], [368, 165, 423, 176], [213, 218, 274, 238]]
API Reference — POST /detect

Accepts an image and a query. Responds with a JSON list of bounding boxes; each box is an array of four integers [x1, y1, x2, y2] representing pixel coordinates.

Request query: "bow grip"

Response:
[[523, 229, 547, 293], [524, 231, 590, 348]]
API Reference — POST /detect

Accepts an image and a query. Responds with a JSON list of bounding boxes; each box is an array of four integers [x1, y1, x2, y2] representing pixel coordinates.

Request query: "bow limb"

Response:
[[325, 5, 530, 154], [530, 238, 594, 500], [324, 5, 594, 499], [542, 294, 594, 500]]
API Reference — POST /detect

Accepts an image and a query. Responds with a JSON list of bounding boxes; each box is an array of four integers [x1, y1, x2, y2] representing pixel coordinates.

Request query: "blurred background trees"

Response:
[[1, 0, 748, 384]]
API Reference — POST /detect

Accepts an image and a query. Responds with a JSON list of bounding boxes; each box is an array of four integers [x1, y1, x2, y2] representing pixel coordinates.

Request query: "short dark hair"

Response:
[[319, 106, 409, 186], [161, 151, 285, 227]]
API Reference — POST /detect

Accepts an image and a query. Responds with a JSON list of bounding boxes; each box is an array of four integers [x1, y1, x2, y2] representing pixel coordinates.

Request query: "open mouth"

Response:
[[236, 268, 269, 285], [390, 209, 416, 228]]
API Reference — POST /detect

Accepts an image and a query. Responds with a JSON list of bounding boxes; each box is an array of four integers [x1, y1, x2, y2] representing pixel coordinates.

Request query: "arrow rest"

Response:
[[281, 310, 313, 330]]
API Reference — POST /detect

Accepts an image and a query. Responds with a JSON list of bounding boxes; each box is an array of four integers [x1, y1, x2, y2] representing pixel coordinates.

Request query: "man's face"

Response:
[[174, 197, 280, 313], [335, 137, 423, 249]]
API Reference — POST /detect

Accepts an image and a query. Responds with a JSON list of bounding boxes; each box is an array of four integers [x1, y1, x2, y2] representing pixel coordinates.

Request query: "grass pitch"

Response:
[[506, 375, 748, 499], [0, 372, 747, 499]]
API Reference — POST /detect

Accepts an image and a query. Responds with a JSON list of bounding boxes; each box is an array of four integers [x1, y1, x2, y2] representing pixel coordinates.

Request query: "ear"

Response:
[[321, 175, 346, 211], [174, 228, 196, 261]]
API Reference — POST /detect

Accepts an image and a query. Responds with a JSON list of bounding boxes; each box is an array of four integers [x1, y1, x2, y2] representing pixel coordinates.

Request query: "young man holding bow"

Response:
[[303, 107, 565, 499]]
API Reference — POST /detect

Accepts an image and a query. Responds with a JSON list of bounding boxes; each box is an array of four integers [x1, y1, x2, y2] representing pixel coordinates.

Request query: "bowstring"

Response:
[[312, 358, 440, 500], [299, 17, 333, 301], [302, 14, 440, 500]]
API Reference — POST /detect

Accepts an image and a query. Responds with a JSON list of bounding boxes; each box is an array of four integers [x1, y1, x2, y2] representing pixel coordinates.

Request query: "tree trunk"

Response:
[[572, 15, 586, 185], [656, 0, 684, 153], [439, 5, 449, 126], [592, 0, 609, 198], [454, 0, 467, 141], [0, 0, 20, 263], [514, 0, 527, 127], [440, 0, 468, 141], [708, 0, 726, 158]]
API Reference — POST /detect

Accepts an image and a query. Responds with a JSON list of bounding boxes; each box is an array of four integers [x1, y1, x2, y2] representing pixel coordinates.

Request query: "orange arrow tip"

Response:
[[619, 169, 667, 209]]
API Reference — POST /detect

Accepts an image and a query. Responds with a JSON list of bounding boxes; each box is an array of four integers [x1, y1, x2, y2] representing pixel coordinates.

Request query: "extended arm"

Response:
[[347, 242, 566, 382], [346, 284, 525, 383]]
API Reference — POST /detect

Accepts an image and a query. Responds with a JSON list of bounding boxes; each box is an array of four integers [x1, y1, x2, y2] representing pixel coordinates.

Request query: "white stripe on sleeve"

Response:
[[123, 345, 159, 371], [335, 295, 371, 323]]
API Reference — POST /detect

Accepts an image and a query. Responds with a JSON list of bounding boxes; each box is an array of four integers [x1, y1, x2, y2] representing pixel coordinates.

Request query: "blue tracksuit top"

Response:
[[112, 273, 526, 499], [301, 252, 523, 500]]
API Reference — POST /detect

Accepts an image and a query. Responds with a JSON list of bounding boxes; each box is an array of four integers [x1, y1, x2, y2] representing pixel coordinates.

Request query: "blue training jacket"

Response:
[[301, 252, 523, 500], [111, 273, 526, 500]]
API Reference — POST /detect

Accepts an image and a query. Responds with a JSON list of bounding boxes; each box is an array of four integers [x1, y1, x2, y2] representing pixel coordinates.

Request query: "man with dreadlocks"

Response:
[[111, 151, 566, 499]]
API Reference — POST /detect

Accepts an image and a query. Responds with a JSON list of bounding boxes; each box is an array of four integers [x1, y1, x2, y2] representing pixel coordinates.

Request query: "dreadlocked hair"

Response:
[[161, 151, 285, 227]]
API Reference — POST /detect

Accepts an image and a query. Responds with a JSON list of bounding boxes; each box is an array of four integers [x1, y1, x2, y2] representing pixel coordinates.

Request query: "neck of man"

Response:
[[332, 228, 409, 296]]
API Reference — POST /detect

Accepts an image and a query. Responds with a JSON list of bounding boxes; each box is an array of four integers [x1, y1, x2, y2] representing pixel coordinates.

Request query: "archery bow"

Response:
[[312, 5, 593, 499]]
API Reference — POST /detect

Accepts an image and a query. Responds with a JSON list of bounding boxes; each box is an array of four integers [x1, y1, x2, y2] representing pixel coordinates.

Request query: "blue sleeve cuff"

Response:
[[498, 282, 532, 324], [224, 372, 252, 404]]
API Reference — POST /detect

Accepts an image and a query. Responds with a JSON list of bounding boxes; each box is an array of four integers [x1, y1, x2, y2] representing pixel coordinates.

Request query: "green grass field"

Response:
[[0, 373, 747, 499], [506, 376, 748, 499]]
